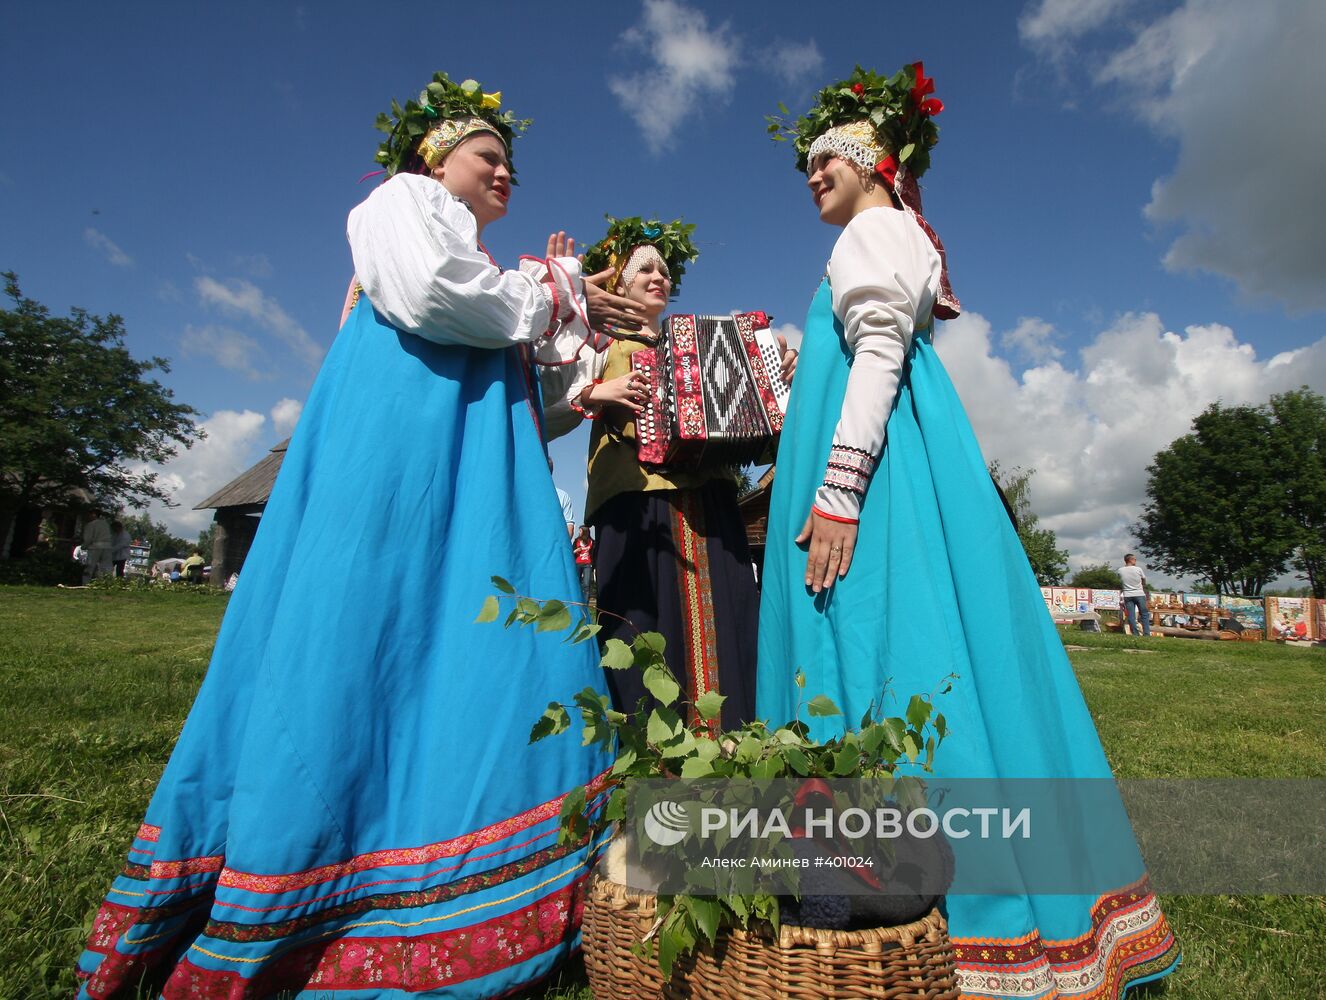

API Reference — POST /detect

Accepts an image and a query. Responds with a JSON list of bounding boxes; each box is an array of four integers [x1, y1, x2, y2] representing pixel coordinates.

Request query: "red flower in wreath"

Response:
[[851, 82, 865, 96], [910, 61, 944, 117]]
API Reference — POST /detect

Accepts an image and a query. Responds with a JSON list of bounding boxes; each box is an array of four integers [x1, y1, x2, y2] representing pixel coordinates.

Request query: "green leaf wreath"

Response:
[[767, 63, 945, 177], [372, 72, 531, 178], [581, 215, 700, 296]]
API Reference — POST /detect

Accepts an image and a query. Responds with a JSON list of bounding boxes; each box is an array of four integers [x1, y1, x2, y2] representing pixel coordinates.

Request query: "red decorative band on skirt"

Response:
[[951, 877, 1178, 999], [128, 769, 609, 898], [84, 875, 588, 998]]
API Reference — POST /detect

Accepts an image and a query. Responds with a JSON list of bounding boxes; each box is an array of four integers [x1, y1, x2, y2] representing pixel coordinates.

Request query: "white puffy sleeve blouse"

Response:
[[346, 173, 587, 356], [813, 206, 941, 523]]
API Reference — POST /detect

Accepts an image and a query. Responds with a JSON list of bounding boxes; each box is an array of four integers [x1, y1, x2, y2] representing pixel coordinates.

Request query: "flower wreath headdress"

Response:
[[768, 63, 960, 319], [581, 216, 699, 297], [373, 72, 531, 178]]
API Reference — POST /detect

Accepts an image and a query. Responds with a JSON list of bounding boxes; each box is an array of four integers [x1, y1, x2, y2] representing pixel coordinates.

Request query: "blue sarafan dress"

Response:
[[76, 175, 611, 998], [757, 209, 1179, 999]]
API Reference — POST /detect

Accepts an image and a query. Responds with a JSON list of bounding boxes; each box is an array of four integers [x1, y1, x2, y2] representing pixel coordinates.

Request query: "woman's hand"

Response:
[[796, 509, 857, 593], [584, 268, 650, 339], [545, 231, 576, 260], [778, 334, 798, 384], [583, 371, 649, 416]]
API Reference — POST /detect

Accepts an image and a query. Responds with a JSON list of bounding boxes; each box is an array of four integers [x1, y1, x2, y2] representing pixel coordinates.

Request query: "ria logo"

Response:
[[643, 800, 690, 846]]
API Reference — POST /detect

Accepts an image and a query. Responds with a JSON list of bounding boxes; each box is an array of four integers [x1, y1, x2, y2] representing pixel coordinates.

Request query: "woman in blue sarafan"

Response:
[[757, 65, 1181, 999], [74, 75, 643, 998]]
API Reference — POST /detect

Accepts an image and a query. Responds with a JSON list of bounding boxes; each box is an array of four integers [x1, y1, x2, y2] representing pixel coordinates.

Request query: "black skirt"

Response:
[[591, 480, 757, 730]]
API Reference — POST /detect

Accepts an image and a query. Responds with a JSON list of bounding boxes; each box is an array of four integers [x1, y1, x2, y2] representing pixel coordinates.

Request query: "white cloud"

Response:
[[1023, 0, 1326, 312], [1019, 0, 1133, 47], [270, 397, 303, 438], [83, 227, 133, 267], [132, 409, 269, 538], [609, 0, 738, 152], [195, 276, 323, 367], [771, 321, 802, 351], [231, 252, 274, 278], [933, 309, 1326, 582], [1002, 316, 1063, 363], [769, 40, 823, 86], [180, 325, 271, 381]]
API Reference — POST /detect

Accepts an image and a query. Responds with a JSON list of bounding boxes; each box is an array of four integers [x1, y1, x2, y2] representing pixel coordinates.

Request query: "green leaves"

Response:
[[568, 620, 601, 645], [1134, 390, 1323, 597], [767, 62, 945, 178], [601, 638, 634, 670], [580, 216, 701, 295], [807, 694, 842, 717], [372, 72, 530, 178], [535, 599, 571, 633], [694, 691, 726, 722], [0, 275, 202, 520], [646, 706, 683, 746], [528, 702, 569, 743], [642, 663, 680, 706], [474, 595, 499, 624], [906, 694, 932, 730]]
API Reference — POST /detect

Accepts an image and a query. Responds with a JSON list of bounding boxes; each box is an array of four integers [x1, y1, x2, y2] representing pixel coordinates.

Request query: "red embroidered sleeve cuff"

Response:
[[568, 379, 604, 419], [814, 445, 877, 522]]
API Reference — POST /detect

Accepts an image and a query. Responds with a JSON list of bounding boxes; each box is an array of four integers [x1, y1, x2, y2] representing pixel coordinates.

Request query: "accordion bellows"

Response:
[[633, 312, 790, 467]]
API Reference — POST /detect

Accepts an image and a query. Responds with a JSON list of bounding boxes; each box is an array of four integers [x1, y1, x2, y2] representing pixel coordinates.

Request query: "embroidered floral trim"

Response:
[[951, 878, 1178, 999], [150, 855, 226, 880], [828, 444, 876, 473], [822, 469, 868, 496], [86, 880, 587, 998], [823, 445, 877, 497], [672, 490, 721, 734]]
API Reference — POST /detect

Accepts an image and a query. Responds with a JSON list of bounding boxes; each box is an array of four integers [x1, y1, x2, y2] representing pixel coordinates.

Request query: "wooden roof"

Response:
[[194, 439, 289, 511]]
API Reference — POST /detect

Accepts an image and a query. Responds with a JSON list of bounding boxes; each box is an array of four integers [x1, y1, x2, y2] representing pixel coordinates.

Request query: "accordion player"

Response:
[[631, 311, 791, 467]]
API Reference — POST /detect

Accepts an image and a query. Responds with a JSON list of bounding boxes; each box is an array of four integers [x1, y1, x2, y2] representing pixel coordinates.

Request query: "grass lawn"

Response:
[[1, 585, 1322, 998]]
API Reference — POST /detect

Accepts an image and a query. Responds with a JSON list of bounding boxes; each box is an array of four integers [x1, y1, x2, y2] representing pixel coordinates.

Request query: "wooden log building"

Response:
[[194, 439, 288, 583]]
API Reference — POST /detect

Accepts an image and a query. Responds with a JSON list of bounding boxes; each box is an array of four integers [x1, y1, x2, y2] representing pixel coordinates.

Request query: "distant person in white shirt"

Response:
[[1117, 553, 1151, 637]]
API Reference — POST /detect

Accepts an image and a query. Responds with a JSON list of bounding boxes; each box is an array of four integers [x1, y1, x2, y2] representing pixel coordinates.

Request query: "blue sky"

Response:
[[3, 0, 1323, 586]]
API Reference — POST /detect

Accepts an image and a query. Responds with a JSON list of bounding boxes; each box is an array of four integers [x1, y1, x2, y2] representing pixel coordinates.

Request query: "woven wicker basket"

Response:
[[581, 874, 960, 999]]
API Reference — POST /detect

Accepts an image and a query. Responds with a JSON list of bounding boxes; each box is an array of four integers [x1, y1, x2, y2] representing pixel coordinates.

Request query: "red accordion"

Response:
[[632, 311, 790, 467]]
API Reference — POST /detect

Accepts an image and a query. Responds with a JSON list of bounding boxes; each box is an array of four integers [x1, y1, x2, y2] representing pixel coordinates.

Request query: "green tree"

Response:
[[121, 513, 190, 563], [1267, 387, 1326, 597], [989, 461, 1069, 585], [1134, 401, 1296, 596], [734, 465, 755, 498], [0, 273, 202, 556], [196, 523, 217, 561], [1068, 563, 1123, 590]]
